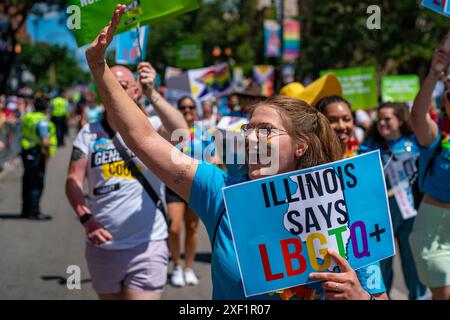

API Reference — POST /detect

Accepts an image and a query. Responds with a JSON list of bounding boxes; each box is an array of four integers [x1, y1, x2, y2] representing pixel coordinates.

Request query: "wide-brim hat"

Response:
[[280, 74, 342, 108]]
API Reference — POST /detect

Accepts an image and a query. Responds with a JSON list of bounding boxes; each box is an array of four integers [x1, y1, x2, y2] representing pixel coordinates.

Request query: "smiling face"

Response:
[[246, 105, 299, 180], [178, 97, 197, 126], [376, 107, 402, 141], [322, 102, 354, 146]]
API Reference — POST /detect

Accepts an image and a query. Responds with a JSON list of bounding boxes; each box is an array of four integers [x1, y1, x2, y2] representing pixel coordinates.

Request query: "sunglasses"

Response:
[[376, 117, 392, 125], [179, 105, 196, 111]]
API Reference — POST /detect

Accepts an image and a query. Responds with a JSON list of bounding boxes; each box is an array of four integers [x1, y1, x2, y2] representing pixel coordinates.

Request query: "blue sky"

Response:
[[27, 11, 116, 71]]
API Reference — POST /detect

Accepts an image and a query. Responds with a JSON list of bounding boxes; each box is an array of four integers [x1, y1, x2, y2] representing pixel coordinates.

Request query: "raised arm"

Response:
[[411, 36, 450, 147], [85, 4, 197, 201], [137, 62, 189, 143]]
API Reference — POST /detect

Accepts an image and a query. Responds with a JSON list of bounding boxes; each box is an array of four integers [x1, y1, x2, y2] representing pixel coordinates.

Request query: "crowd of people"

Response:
[[1, 5, 449, 301]]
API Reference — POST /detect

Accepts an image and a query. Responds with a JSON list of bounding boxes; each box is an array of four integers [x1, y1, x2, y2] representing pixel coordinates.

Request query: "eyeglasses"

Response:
[[240, 123, 289, 140], [376, 117, 392, 125], [179, 105, 196, 111]]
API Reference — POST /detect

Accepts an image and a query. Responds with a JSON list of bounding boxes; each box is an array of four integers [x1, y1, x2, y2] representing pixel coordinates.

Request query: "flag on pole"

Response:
[[283, 19, 301, 61]]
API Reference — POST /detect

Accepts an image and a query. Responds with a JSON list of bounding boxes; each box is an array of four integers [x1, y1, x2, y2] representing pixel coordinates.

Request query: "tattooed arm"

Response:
[[65, 147, 90, 219], [65, 147, 112, 244]]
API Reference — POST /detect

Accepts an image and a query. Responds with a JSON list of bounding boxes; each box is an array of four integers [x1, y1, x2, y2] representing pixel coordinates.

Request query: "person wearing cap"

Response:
[[65, 61, 188, 300], [83, 6, 388, 300]]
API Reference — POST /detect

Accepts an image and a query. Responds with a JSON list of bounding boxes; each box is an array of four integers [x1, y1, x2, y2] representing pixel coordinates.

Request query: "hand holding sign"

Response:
[[309, 250, 371, 300], [138, 62, 157, 97], [434, 31, 450, 73], [86, 4, 126, 70]]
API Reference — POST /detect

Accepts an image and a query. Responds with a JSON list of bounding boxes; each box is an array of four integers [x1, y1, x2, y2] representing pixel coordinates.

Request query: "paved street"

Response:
[[0, 131, 408, 300]]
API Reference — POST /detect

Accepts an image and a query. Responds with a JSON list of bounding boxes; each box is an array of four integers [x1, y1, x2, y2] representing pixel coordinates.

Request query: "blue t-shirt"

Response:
[[419, 132, 450, 204], [189, 163, 386, 300], [36, 120, 50, 138]]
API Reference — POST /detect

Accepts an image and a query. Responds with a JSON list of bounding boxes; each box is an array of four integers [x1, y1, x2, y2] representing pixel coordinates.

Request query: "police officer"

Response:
[[50, 94, 69, 147], [20, 97, 57, 220]]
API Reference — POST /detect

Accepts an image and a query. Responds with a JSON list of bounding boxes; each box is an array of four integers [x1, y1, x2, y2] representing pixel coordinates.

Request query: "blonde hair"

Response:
[[250, 95, 343, 169]]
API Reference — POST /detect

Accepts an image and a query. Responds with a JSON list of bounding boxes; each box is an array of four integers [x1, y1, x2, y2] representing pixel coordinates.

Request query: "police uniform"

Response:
[[50, 97, 69, 147], [20, 112, 57, 218]]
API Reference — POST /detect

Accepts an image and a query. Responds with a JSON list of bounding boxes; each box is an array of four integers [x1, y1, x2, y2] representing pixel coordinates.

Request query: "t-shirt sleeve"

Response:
[[355, 262, 386, 295], [189, 162, 227, 235], [72, 124, 90, 155], [36, 120, 50, 138], [149, 116, 162, 132]]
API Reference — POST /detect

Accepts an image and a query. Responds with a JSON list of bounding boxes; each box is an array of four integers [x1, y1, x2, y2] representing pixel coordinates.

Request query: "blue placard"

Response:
[[222, 151, 395, 297], [421, 0, 450, 17], [115, 26, 150, 65]]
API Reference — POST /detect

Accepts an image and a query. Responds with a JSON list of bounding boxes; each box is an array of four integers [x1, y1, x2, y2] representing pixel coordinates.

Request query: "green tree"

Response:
[[147, 0, 265, 75], [0, 0, 67, 93], [298, 0, 449, 80], [19, 41, 89, 90]]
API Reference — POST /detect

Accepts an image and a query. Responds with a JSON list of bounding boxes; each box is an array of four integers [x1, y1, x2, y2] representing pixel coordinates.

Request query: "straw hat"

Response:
[[280, 74, 343, 107]]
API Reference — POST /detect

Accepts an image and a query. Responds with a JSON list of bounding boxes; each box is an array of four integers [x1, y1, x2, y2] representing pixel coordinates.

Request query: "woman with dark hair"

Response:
[[364, 102, 428, 300], [316, 96, 368, 158], [84, 5, 388, 300]]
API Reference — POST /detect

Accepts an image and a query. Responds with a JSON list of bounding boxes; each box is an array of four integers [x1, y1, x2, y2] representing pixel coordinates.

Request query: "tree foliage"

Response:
[[19, 41, 90, 90], [298, 0, 449, 80]]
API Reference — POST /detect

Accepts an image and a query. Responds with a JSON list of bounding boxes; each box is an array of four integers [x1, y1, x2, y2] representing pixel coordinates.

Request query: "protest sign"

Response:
[[176, 39, 204, 69], [69, 0, 200, 47], [381, 75, 420, 103], [115, 25, 149, 64], [264, 20, 281, 58], [384, 152, 419, 220], [222, 151, 395, 297], [421, 0, 450, 17], [320, 67, 377, 110]]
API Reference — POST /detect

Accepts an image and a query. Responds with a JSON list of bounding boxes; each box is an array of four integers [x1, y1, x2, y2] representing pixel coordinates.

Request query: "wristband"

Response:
[[151, 92, 160, 105], [79, 213, 93, 225]]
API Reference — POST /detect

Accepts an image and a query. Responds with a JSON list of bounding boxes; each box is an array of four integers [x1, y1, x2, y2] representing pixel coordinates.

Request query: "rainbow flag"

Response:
[[283, 19, 301, 60], [190, 63, 232, 99]]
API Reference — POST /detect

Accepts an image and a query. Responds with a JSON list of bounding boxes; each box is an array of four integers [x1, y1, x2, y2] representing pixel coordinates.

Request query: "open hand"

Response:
[[431, 33, 450, 74], [85, 4, 126, 70], [309, 249, 371, 300]]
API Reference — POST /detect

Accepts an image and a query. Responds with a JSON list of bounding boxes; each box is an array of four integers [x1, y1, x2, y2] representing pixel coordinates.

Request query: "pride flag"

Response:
[[283, 19, 301, 61], [189, 63, 232, 99]]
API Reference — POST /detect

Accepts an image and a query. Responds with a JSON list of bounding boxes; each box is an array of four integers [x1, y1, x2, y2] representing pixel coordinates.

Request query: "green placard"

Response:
[[176, 39, 204, 69], [381, 75, 420, 103], [320, 67, 378, 110], [68, 0, 200, 47]]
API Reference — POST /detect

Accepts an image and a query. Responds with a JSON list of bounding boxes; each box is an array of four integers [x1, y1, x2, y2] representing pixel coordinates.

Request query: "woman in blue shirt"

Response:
[[84, 5, 388, 300], [409, 41, 450, 300], [364, 103, 428, 300]]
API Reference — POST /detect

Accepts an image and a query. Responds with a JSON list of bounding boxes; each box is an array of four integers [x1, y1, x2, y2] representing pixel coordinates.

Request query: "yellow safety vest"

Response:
[[21, 112, 57, 156], [51, 97, 69, 117]]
